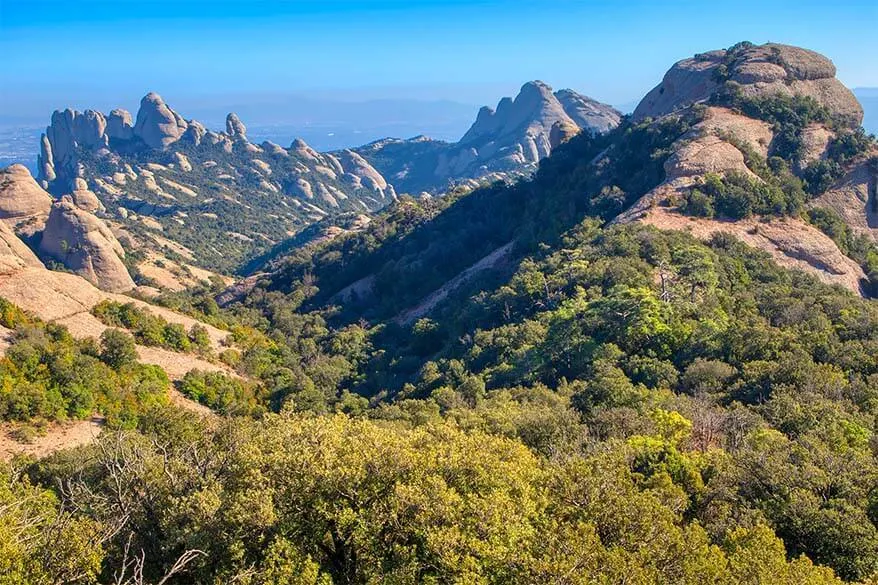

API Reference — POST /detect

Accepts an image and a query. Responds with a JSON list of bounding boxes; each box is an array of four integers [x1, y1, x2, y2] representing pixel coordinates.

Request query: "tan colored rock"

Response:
[[664, 135, 754, 180], [628, 206, 865, 294], [812, 159, 878, 241], [106, 109, 134, 141], [39, 197, 135, 292], [225, 112, 247, 139], [549, 120, 581, 149], [696, 107, 774, 157], [0, 220, 44, 275], [133, 92, 188, 149], [799, 124, 834, 167], [69, 178, 105, 213], [0, 164, 53, 225], [634, 43, 863, 127]]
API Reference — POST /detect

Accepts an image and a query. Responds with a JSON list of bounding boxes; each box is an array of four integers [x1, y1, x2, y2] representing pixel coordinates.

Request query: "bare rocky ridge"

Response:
[[616, 43, 871, 295], [35, 92, 398, 271], [634, 43, 863, 127], [354, 81, 620, 195]]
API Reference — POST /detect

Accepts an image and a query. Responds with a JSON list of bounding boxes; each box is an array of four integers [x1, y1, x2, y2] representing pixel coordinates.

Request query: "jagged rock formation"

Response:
[[35, 93, 397, 272], [0, 164, 53, 226], [633, 42, 863, 127], [225, 113, 247, 139], [39, 197, 135, 292], [354, 81, 620, 195], [133, 92, 189, 149], [69, 178, 105, 213], [615, 42, 871, 295]]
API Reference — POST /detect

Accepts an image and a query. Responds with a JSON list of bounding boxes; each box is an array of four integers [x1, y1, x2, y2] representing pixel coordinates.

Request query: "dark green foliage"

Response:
[[808, 206, 878, 292], [0, 299, 169, 426], [263, 113, 695, 323], [99, 329, 138, 370], [683, 171, 803, 219], [177, 370, 260, 414]]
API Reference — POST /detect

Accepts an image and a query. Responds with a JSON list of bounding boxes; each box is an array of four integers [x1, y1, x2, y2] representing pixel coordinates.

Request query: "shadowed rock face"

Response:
[[0, 220, 44, 275], [633, 43, 863, 127], [39, 197, 135, 292]]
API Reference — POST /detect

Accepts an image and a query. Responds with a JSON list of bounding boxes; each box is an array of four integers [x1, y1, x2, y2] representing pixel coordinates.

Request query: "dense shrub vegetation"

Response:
[[92, 300, 213, 355], [4, 411, 854, 584], [106, 216, 878, 581], [0, 298, 169, 427]]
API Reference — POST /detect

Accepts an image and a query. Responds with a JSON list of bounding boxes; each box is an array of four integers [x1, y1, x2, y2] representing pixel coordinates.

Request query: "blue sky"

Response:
[[1, 0, 877, 119]]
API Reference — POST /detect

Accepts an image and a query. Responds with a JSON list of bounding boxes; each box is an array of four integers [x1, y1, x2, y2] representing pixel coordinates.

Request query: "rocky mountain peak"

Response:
[[226, 113, 247, 139], [134, 92, 189, 149], [633, 42, 863, 126]]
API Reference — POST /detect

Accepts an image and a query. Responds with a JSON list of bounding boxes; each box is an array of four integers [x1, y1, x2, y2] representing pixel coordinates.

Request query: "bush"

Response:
[[99, 329, 138, 370]]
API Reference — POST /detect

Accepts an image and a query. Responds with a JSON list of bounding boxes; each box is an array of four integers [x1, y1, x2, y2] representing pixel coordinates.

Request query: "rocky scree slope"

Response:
[[37, 93, 398, 272], [352, 81, 620, 195]]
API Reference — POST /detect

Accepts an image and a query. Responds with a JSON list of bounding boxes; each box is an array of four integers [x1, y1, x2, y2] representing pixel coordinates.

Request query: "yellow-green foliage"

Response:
[[28, 411, 850, 585]]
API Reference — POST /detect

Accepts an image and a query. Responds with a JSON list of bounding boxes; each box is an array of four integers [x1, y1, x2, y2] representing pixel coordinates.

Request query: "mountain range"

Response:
[[2, 41, 878, 582]]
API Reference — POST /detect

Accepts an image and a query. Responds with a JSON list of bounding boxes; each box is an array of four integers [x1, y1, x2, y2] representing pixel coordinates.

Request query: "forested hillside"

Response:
[[3, 41, 878, 584]]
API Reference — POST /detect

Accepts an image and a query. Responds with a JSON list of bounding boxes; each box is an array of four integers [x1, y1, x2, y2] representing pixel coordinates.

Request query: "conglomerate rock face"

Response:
[[39, 196, 135, 292], [0, 164, 53, 224], [633, 42, 863, 128]]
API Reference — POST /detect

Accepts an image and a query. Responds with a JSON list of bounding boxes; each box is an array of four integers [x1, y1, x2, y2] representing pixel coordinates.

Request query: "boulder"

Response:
[[633, 43, 863, 127], [182, 120, 207, 146], [226, 113, 247, 139], [69, 178, 105, 213], [106, 109, 134, 141], [0, 164, 53, 224], [39, 197, 135, 292], [133, 92, 188, 149]]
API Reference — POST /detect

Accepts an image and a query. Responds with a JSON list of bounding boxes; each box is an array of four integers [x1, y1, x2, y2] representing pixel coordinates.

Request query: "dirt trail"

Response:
[[394, 242, 514, 325], [0, 416, 104, 461]]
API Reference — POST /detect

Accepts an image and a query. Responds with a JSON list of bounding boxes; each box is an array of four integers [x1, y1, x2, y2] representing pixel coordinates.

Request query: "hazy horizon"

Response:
[[2, 0, 877, 170]]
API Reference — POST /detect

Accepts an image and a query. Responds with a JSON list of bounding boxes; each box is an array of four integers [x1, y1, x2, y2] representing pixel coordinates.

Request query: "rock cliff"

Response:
[[633, 42, 863, 127], [39, 197, 135, 292], [0, 164, 53, 226], [354, 81, 620, 194]]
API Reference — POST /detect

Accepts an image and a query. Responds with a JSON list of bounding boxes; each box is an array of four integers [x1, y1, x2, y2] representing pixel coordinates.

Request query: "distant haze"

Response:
[[855, 88, 878, 135]]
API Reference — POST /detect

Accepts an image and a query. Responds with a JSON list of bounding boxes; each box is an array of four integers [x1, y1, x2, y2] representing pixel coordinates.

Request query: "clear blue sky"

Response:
[[1, 0, 877, 119]]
